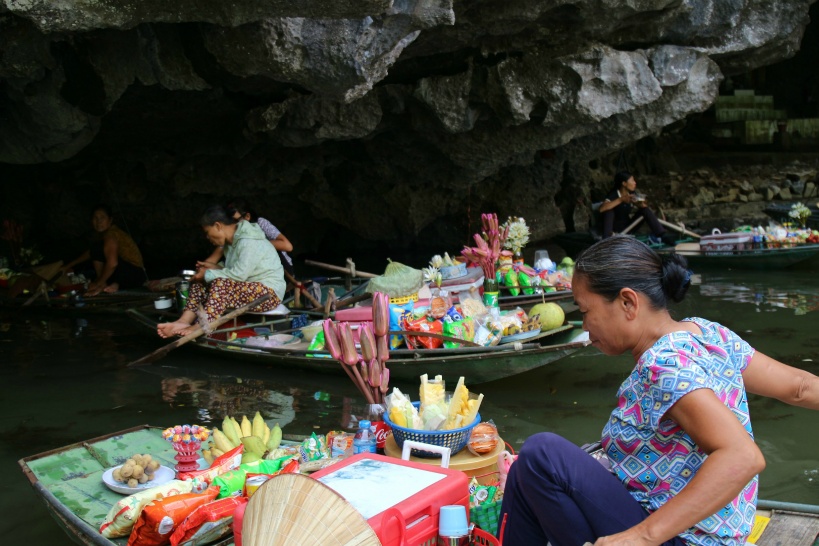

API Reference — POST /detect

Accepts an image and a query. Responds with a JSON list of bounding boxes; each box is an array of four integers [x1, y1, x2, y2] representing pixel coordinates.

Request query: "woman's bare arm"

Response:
[[594, 388, 765, 546], [742, 351, 819, 410]]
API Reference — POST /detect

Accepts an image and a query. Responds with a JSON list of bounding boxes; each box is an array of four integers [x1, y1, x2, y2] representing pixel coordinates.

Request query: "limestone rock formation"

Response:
[[0, 0, 815, 263]]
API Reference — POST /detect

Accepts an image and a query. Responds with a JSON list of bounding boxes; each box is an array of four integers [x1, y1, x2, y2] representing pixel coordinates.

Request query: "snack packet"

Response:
[[170, 496, 247, 546], [127, 486, 220, 546], [298, 432, 327, 462], [504, 269, 520, 296], [389, 301, 414, 349], [442, 318, 475, 348], [177, 445, 243, 485], [100, 480, 194, 538], [404, 316, 443, 349]]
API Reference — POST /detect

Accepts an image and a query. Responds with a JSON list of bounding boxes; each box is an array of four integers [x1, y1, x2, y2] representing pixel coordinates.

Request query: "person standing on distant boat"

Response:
[[157, 205, 285, 338], [599, 171, 676, 246], [60, 204, 146, 296], [199, 200, 295, 277], [499, 236, 819, 546]]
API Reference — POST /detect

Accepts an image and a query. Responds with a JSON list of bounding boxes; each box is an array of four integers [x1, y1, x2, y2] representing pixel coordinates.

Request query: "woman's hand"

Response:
[[620, 192, 633, 204], [191, 268, 206, 283], [592, 531, 654, 546], [195, 260, 220, 270]]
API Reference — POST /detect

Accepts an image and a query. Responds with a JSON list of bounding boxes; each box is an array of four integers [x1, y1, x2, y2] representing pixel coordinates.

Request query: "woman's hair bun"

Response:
[[661, 253, 691, 303]]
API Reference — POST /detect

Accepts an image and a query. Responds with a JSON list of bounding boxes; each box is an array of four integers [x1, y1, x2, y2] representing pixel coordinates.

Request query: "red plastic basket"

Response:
[[470, 527, 500, 545]]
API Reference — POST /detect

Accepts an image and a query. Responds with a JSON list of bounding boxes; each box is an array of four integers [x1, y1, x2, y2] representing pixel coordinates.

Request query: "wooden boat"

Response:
[[664, 242, 819, 270], [0, 285, 175, 315], [553, 231, 819, 270], [128, 305, 590, 384], [20, 426, 819, 546]]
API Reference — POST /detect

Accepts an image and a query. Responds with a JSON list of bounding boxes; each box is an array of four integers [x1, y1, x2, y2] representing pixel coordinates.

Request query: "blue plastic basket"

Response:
[[384, 401, 480, 458]]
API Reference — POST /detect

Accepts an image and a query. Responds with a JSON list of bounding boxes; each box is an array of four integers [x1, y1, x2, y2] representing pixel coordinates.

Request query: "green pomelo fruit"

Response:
[[529, 302, 565, 331]]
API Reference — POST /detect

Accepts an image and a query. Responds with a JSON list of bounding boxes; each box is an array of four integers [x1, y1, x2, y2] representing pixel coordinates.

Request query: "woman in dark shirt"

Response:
[[599, 171, 675, 245]]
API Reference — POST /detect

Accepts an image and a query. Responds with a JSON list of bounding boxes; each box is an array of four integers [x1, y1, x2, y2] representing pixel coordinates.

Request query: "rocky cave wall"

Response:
[[0, 0, 817, 270]]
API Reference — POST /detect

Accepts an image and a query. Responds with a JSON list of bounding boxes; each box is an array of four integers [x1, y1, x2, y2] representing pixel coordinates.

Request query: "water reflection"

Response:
[[696, 272, 819, 315], [158, 374, 297, 428]]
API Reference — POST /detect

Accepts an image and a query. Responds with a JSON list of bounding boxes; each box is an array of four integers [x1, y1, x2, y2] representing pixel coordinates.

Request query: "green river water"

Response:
[[2, 269, 818, 544]]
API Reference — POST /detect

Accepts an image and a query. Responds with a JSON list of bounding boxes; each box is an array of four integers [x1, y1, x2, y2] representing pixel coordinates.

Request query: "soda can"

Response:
[[244, 475, 270, 498], [175, 281, 190, 312]]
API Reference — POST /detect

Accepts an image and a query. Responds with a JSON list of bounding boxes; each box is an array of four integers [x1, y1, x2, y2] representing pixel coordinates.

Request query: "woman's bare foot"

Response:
[[84, 285, 103, 297], [177, 325, 198, 336], [157, 321, 193, 338], [102, 282, 120, 294]]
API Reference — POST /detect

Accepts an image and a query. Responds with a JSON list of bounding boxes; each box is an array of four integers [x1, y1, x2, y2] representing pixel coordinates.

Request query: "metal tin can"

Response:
[[175, 281, 190, 312], [244, 475, 270, 498]]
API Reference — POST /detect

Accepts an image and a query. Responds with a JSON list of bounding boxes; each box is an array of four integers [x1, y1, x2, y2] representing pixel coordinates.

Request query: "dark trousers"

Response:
[[499, 433, 685, 546], [602, 207, 666, 239]]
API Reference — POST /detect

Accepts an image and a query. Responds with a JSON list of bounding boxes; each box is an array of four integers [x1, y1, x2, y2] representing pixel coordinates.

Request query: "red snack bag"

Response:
[[403, 316, 443, 349], [177, 445, 243, 485], [170, 496, 247, 546], [127, 486, 219, 546]]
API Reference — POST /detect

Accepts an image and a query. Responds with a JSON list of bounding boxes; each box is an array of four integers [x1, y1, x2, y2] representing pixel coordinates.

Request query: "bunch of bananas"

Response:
[[203, 411, 282, 465]]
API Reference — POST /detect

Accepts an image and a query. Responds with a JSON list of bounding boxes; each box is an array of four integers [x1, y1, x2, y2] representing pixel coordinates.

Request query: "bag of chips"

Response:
[[442, 318, 475, 348], [126, 486, 219, 546], [404, 316, 443, 349], [177, 445, 243, 485], [170, 496, 247, 546], [100, 480, 194, 538]]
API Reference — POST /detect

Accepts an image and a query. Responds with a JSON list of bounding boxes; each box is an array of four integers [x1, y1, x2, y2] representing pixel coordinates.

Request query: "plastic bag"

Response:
[[458, 292, 487, 318], [126, 486, 219, 546], [472, 314, 501, 347], [100, 480, 194, 538], [170, 496, 247, 546], [419, 374, 447, 430], [428, 288, 452, 319], [386, 387, 423, 429], [468, 421, 501, 456]]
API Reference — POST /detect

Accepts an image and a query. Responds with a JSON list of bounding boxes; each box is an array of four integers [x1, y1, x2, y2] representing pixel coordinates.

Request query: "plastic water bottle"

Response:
[[353, 419, 376, 454]]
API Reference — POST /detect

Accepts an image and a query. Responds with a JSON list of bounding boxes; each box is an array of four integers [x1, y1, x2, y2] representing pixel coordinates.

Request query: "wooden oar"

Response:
[[657, 218, 701, 239], [619, 216, 644, 235], [128, 294, 272, 367], [304, 259, 377, 278], [284, 270, 323, 309]]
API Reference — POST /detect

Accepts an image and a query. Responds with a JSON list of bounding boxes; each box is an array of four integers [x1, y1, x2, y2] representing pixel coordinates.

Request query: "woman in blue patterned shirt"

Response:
[[499, 235, 819, 546]]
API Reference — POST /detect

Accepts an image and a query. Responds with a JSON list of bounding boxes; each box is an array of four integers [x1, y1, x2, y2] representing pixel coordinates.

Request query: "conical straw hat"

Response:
[[242, 472, 382, 546]]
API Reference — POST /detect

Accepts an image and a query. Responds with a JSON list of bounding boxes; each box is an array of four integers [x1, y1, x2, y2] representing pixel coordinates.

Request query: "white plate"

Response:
[[102, 464, 175, 495], [500, 328, 541, 344]]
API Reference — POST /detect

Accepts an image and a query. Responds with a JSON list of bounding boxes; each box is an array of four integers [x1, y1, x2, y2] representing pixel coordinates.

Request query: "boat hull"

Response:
[[128, 308, 588, 384], [665, 243, 819, 270]]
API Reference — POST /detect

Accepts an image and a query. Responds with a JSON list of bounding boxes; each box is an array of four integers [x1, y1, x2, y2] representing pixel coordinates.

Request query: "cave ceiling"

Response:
[[0, 0, 816, 263]]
